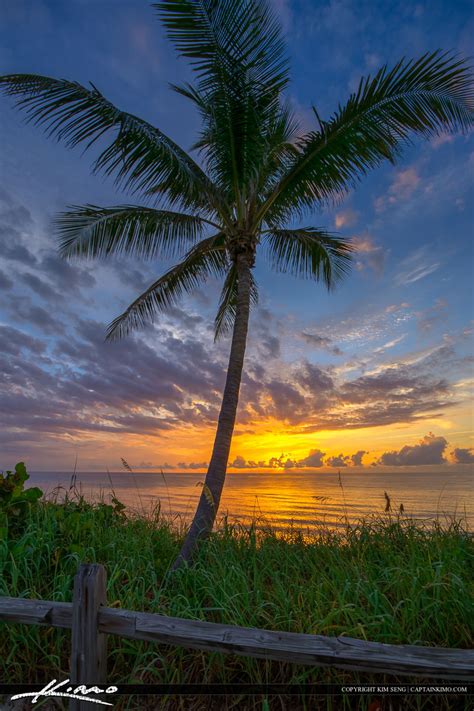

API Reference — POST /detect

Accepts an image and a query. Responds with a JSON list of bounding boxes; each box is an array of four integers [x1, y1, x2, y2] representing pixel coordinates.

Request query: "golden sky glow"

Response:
[[37, 401, 473, 472]]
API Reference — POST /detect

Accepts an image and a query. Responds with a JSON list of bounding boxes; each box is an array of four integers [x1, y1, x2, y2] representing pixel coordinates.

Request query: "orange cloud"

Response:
[[335, 208, 359, 229], [351, 233, 385, 273], [375, 167, 421, 212]]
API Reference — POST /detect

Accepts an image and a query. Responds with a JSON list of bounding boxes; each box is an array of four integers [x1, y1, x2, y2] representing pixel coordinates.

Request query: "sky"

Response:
[[0, 0, 473, 473]]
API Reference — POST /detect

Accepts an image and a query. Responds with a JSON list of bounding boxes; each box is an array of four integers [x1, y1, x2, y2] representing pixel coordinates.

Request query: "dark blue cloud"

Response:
[[377, 433, 448, 466], [451, 447, 474, 464]]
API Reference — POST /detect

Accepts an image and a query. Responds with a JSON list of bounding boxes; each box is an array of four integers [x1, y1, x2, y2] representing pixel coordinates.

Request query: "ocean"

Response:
[[29, 470, 473, 532]]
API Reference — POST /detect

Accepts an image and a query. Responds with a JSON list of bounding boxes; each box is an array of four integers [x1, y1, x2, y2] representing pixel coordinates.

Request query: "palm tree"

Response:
[[1, 1, 472, 568]]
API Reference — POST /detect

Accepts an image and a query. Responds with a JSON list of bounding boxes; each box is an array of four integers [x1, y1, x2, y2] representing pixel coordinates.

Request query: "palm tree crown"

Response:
[[2, 0, 473, 565]]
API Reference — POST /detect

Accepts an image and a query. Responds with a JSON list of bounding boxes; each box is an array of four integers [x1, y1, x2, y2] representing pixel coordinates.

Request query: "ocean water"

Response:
[[29, 470, 473, 531]]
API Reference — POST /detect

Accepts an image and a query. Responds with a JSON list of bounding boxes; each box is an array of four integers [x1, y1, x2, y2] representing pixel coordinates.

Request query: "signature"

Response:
[[11, 678, 118, 706]]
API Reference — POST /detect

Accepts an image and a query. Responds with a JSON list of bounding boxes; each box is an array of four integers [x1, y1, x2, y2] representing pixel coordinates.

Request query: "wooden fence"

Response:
[[1, 563, 473, 709]]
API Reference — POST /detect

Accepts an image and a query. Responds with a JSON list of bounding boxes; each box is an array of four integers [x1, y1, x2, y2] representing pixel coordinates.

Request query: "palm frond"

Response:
[[264, 228, 354, 289], [155, 0, 288, 95], [0, 73, 217, 209], [106, 233, 228, 340], [214, 263, 258, 340], [55, 204, 216, 260], [252, 102, 301, 194], [156, 0, 289, 199], [191, 89, 299, 202], [260, 51, 474, 222]]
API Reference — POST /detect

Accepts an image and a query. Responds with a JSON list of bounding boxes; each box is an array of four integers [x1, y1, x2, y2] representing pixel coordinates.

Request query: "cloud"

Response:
[[431, 133, 455, 149], [395, 245, 440, 286], [374, 167, 421, 212], [295, 362, 334, 392], [268, 454, 290, 468], [301, 332, 343, 355], [264, 379, 307, 420], [229, 454, 292, 470], [177, 461, 209, 470], [0, 269, 13, 290], [229, 451, 330, 470], [238, 344, 456, 433], [417, 299, 448, 334], [0, 325, 45, 356], [351, 234, 386, 274], [364, 52, 381, 69], [314, 0, 365, 49], [376, 433, 448, 466], [351, 450, 367, 466], [22, 272, 60, 301], [398, 263, 440, 286], [297, 449, 326, 467], [0, 191, 44, 269], [390, 167, 421, 197], [269, 0, 293, 31], [136, 461, 175, 470], [261, 334, 281, 359], [1, 295, 458, 459], [230, 455, 248, 468], [325, 453, 350, 467], [451, 448, 474, 464], [312, 302, 414, 351], [0, 192, 465, 467], [4, 295, 64, 335], [129, 22, 156, 57], [230, 455, 260, 469], [228, 448, 370, 470], [0, 210, 241, 462], [0, 231, 37, 265], [373, 334, 407, 354], [40, 254, 96, 295], [334, 208, 358, 229], [0, 314, 228, 452], [385, 302, 410, 314]]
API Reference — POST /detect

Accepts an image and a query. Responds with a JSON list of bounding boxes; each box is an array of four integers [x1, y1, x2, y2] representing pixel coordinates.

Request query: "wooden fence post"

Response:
[[70, 563, 108, 710]]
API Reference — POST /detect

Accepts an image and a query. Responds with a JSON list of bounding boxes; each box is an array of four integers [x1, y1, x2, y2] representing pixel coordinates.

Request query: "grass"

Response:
[[0, 487, 472, 710]]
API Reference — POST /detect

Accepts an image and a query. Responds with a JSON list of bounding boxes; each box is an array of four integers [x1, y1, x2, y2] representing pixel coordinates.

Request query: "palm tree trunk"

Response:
[[172, 253, 252, 569]]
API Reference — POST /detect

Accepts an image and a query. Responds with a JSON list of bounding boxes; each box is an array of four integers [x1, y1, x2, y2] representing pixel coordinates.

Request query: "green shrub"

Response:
[[0, 462, 43, 537]]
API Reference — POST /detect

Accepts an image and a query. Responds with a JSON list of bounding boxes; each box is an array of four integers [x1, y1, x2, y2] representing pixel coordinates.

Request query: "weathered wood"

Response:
[[98, 607, 474, 679], [1, 593, 473, 679], [70, 564, 108, 710], [0, 597, 72, 628]]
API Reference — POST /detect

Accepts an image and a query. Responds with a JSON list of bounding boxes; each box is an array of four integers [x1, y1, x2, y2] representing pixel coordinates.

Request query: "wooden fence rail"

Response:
[[1, 563, 473, 708]]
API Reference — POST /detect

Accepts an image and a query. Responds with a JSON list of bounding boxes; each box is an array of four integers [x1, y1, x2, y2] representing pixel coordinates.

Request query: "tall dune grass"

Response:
[[0, 489, 472, 710]]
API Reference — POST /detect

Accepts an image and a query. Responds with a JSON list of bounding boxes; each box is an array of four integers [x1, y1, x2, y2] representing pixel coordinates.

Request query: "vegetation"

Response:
[[0, 462, 42, 536], [1, 1, 473, 565], [0, 468, 472, 709]]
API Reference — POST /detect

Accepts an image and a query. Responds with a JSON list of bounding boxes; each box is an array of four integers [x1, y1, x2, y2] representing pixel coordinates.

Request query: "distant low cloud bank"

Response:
[[375, 433, 448, 466], [225, 434, 473, 472], [229, 448, 366, 470], [451, 447, 474, 464]]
